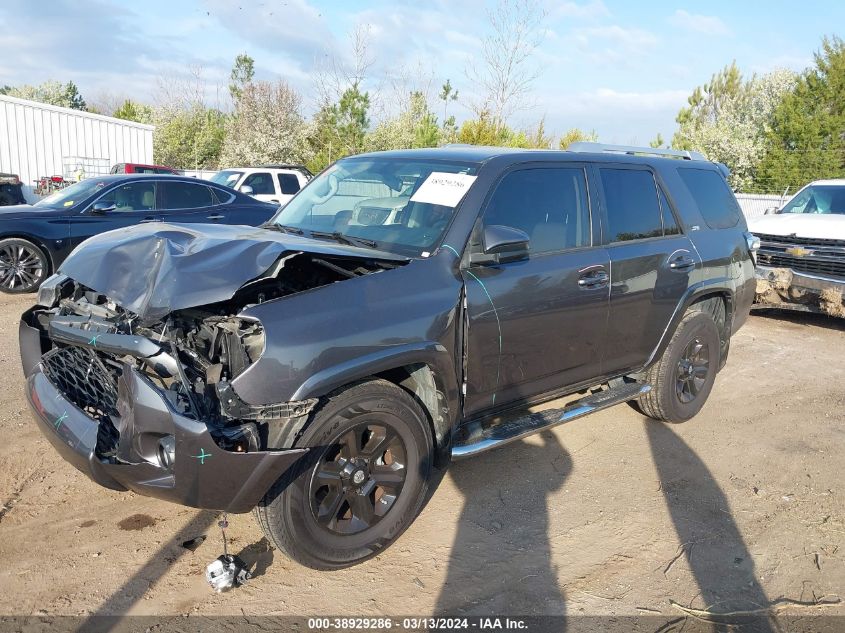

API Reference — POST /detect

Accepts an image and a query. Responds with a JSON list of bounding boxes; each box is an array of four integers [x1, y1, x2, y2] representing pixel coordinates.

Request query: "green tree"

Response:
[[558, 128, 598, 149], [672, 63, 797, 191], [649, 133, 665, 149], [229, 53, 255, 102], [2, 80, 87, 110], [439, 79, 459, 121], [153, 105, 226, 169], [365, 92, 441, 153], [220, 80, 308, 167], [112, 99, 153, 123], [333, 83, 370, 155], [756, 36, 845, 192]]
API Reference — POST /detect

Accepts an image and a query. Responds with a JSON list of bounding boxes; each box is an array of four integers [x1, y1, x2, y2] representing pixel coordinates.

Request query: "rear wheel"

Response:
[[0, 238, 49, 293], [635, 309, 721, 423], [255, 379, 434, 569]]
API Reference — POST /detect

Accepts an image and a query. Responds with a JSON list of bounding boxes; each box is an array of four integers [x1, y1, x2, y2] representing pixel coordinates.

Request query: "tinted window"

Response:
[[676, 168, 741, 228], [659, 186, 681, 235], [161, 182, 214, 209], [278, 173, 301, 195], [600, 168, 663, 242], [95, 182, 156, 211], [483, 168, 591, 254], [242, 172, 274, 195]]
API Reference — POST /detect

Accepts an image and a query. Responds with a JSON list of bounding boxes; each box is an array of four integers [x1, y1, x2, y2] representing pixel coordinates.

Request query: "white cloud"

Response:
[[553, 0, 610, 20], [667, 10, 731, 36]]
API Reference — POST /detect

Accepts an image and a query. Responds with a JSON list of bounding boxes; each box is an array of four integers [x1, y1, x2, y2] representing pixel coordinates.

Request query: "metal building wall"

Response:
[[0, 94, 154, 198]]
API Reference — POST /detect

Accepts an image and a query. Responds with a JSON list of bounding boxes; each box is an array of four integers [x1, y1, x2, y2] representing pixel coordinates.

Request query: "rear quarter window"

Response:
[[676, 168, 741, 229]]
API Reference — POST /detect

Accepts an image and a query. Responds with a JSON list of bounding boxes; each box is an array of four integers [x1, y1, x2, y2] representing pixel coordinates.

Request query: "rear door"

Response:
[[276, 171, 302, 206], [462, 164, 610, 416], [158, 181, 223, 224], [597, 165, 697, 374]]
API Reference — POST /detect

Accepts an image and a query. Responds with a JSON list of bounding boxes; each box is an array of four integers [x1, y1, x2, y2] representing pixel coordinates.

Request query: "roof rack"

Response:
[[567, 142, 706, 161], [257, 164, 314, 175]]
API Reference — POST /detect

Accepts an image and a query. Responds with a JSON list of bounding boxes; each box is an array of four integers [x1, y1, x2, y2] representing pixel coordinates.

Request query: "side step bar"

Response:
[[451, 383, 651, 459]]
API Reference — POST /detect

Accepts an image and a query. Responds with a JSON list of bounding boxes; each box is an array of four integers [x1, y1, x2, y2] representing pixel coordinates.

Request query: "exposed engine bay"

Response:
[[29, 251, 402, 460]]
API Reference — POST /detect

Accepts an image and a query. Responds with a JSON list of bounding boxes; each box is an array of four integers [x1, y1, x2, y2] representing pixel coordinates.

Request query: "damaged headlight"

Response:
[[36, 273, 70, 307]]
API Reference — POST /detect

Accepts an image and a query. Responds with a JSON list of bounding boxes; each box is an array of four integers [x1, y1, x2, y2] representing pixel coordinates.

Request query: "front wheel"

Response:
[[255, 379, 434, 570], [634, 309, 721, 423], [0, 238, 49, 293]]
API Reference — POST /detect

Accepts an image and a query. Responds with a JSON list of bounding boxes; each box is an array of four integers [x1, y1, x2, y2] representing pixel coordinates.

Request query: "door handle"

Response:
[[669, 255, 696, 271], [206, 214, 224, 220], [578, 269, 609, 288]]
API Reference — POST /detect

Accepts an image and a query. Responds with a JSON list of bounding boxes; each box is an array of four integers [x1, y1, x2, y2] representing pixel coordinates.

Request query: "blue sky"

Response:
[[0, 0, 840, 143]]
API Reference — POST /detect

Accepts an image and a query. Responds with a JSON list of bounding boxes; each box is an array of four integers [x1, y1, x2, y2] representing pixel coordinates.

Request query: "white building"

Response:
[[0, 94, 154, 201]]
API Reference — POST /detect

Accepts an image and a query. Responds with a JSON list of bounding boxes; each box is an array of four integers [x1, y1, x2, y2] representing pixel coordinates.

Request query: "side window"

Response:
[[483, 167, 591, 255], [659, 186, 681, 236], [242, 172, 274, 195], [600, 168, 663, 242], [278, 173, 301, 195], [95, 182, 156, 211], [676, 168, 741, 229], [161, 182, 214, 209]]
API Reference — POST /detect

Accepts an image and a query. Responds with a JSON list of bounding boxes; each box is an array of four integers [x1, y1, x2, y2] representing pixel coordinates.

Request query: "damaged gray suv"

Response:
[[21, 144, 757, 569]]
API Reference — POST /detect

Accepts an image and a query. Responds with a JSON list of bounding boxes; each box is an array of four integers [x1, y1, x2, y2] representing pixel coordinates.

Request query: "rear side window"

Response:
[[483, 167, 591, 254], [278, 173, 301, 195], [600, 168, 663, 242], [676, 168, 741, 229], [161, 182, 214, 209]]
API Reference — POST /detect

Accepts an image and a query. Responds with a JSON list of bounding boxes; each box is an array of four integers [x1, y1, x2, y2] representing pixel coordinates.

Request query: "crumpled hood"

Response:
[[59, 222, 406, 320], [748, 213, 845, 240]]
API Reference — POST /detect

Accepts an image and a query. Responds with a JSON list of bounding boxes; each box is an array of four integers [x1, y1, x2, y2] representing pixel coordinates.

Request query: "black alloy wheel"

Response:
[[310, 422, 408, 534], [675, 336, 710, 404]]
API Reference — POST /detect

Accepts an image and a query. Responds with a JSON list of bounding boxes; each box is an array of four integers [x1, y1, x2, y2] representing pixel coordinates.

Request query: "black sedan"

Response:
[[0, 174, 279, 293]]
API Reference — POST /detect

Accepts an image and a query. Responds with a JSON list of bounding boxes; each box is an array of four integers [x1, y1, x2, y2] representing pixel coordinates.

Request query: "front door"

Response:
[[463, 165, 610, 417], [70, 180, 160, 248]]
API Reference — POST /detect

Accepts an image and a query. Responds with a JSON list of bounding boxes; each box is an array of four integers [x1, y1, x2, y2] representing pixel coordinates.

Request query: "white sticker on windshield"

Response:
[[410, 172, 477, 207]]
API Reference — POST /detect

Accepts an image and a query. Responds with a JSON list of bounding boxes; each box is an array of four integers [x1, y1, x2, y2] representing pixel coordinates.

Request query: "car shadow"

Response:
[[434, 429, 570, 620], [645, 419, 775, 631]]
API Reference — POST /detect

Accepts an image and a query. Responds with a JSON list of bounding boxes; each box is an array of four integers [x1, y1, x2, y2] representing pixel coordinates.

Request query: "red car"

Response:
[[110, 163, 180, 175]]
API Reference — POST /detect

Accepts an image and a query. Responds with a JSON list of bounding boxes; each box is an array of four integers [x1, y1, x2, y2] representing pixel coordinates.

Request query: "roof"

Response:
[[347, 145, 721, 171], [0, 94, 155, 131], [807, 179, 845, 186]]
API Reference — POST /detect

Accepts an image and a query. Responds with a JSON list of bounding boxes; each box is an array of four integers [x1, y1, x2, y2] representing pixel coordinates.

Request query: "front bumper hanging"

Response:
[[20, 312, 307, 513]]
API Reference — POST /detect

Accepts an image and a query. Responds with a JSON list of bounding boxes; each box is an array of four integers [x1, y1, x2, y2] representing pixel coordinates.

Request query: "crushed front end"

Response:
[[20, 274, 317, 513], [753, 233, 845, 318]]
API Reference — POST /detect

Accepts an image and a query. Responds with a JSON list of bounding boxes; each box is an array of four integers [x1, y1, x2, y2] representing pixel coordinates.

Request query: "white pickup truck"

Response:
[[748, 179, 845, 317]]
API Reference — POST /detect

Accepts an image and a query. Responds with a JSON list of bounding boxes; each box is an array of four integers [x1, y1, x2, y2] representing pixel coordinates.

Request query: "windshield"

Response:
[[271, 157, 479, 256], [781, 185, 845, 215], [210, 170, 244, 188], [34, 179, 109, 208]]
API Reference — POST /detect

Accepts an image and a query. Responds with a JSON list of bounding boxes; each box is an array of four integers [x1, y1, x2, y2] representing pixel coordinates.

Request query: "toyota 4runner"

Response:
[[20, 143, 757, 569]]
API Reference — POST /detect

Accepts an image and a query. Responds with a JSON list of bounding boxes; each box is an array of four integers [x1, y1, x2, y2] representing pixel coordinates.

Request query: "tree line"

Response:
[[1, 8, 841, 194]]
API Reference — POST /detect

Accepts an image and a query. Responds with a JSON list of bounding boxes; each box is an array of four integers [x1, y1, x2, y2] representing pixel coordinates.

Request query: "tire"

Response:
[[255, 379, 435, 570], [635, 309, 721, 423], [0, 238, 49, 294]]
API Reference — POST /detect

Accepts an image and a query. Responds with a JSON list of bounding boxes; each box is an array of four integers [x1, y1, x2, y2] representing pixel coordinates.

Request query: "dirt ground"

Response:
[[0, 292, 843, 622]]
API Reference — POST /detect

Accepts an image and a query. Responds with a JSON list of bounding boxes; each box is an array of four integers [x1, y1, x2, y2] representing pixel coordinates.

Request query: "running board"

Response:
[[451, 383, 651, 459]]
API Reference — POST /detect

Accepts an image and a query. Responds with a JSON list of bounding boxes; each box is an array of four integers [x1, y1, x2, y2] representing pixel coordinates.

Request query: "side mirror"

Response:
[[471, 225, 530, 265], [763, 206, 779, 215], [239, 185, 254, 196], [90, 201, 116, 214]]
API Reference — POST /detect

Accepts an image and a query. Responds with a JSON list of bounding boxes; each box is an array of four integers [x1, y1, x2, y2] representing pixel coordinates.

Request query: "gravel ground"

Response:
[[0, 292, 842, 622]]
